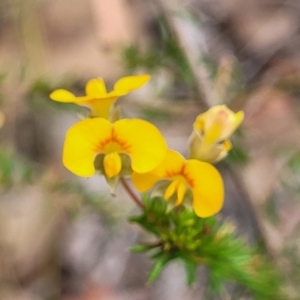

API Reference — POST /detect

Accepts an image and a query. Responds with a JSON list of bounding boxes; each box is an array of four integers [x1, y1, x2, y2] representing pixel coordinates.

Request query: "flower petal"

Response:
[[233, 111, 244, 131], [176, 182, 186, 206], [103, 152, 122, 178], [113, 119, 167, 173], [114, 74, 150, 94], [63, 118, 112, 177], [0, 111, 5, 128], [194, 105, 244, 143], [164, 180, 178, 200], [84, 97, 118, 119], [193, 114, 205, 132], [85, 78, 107, 97], [184, 160, 224, 217], [204, 123, 223, 145], [131, 171, 161, 192], [131, 150, 184, 192], [50, 89, 77, 102]]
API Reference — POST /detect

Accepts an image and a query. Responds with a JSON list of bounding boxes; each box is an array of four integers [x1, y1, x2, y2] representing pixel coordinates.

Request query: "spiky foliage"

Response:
[[130, 195, 283, 299]]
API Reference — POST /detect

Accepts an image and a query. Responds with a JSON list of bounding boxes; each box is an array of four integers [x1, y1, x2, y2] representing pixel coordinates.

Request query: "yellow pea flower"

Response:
[[189, 105, 244, 163], [63, 117, 167, 190], [0, 111, 4, 128], [50, 74, 150, 119], [132, 149, 224, 218]]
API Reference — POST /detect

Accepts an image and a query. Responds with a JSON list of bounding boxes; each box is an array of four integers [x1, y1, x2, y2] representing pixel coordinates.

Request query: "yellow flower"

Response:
[[189, 105, 244, 163], [50, 74, 150, 119], [132, 150, 224, 218], [63, 117, 167, 189], [0, 112, 4, 128]]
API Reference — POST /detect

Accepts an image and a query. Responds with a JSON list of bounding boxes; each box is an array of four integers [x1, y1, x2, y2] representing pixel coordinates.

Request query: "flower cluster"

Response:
[[51, 75, 243, 217]]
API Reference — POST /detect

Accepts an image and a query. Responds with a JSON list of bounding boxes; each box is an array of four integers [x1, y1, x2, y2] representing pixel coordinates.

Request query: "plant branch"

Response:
[[120, 177, 144, 209]]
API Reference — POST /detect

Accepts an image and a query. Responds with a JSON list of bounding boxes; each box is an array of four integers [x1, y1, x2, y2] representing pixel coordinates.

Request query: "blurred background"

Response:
[[1, 0, 300, 299]]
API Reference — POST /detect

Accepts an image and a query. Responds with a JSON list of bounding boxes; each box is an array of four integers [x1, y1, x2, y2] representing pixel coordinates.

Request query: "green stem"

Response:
[[120, 177, 144, 209]]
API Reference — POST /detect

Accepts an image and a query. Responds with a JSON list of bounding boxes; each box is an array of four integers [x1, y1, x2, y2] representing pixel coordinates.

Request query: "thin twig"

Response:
[[120, 177, 144, 209], [155, 0, 215, 108]]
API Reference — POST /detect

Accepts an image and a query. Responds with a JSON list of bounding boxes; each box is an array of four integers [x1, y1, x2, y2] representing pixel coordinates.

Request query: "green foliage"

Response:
[[121, 16, 194, 92], [282, 243, 300, 297], [130, 195, 282, 299], [224, 128, 249, 166], [0, 149, 33, 186], [26, 76, 85, 113], [0, 149, 15, 185], [141, 107, 172, 123], [199, 56, 219, 80], [264, 196, 281, 226], [0, 72, 6, 106], [50, 179, 122, 225], [281, 151, 300, 198], [224, 144, 249, 166], [288, 151, 300, 173]]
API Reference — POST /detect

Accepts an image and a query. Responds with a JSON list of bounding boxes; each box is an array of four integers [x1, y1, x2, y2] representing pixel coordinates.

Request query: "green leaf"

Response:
[[130, 245, 151, 253], [147, 254, 170, 283], [0, 150, 15, 184], [288, 151, 300, 172], [183, 258, 197, 286]]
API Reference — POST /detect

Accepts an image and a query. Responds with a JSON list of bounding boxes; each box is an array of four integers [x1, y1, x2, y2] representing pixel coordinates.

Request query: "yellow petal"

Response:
[[194, 105, 244, 143], [176, 182, 186, 206], [164, 180, 178, 200], [113, 119, 167, 173], [63, 118, 112, 177], [217, 108, 243, 140], [233, 111, 244, 131], [0, 111, 5, 128], [50, 89, 76, 102], [189, 130, 213, 161], [189, 130, 233, 163], [131, 171, 161, 192], [84, 97, 118, 119], [154, 149, 186, 177], [184, 160, 224, 217], [131, 150, 184, 192], [193, 114, 205, 132], [204, 123, 223, 145], [114, 74, 150, 94], [223, 140, 232, 151], [85, 78, 107, 97], [103, 152, 122, 178]]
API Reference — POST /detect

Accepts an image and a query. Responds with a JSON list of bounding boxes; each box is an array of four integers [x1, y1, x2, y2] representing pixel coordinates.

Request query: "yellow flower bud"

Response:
[[189, 105, 243, 163]]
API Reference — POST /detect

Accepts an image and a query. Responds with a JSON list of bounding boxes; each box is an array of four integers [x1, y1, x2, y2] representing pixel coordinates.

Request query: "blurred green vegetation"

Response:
[[141, 106, 172, 123], [0, 146, 120, 227], [50, 179, 122, 225], [282, 151, 300, 200], [121, 16, 195, 98], [0, 148, 33, 186], [26, 76, 88, 114]]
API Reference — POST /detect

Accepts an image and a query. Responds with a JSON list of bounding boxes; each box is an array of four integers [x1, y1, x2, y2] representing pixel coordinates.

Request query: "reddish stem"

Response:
[[120, 177, 144, 210]]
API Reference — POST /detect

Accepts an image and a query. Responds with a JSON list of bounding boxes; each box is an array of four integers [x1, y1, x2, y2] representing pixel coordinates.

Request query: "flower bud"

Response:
[[189, 105, 243, 163]]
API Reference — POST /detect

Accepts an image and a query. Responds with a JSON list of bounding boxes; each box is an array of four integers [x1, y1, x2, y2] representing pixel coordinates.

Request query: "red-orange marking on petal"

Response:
[[96, 128, 132, 153], [181, 165, 195, 188]]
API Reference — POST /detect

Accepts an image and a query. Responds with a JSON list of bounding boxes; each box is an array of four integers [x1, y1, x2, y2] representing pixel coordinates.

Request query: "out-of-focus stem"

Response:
[[120, 177, 144, 210], [12, 0, 47, 82]]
